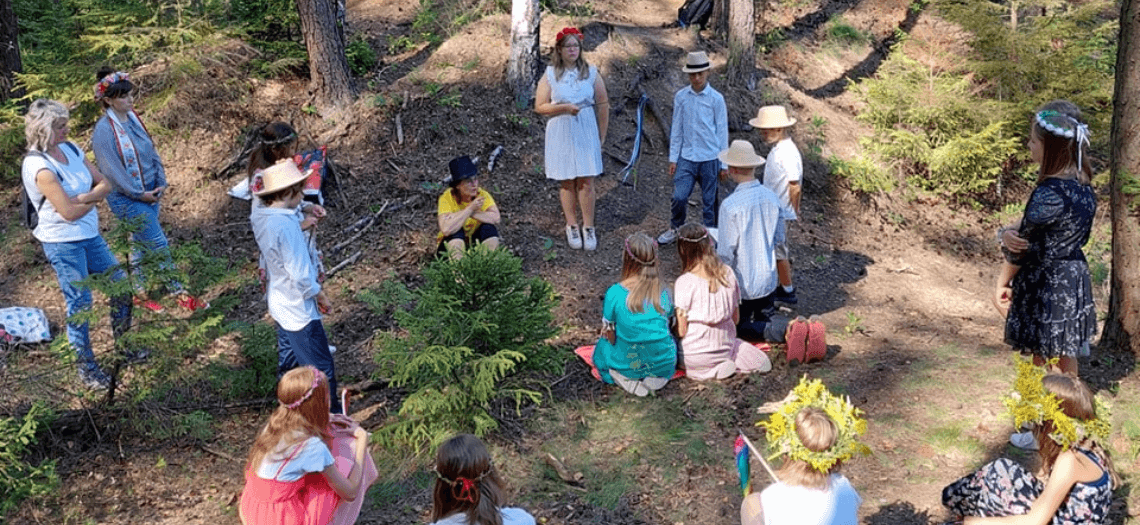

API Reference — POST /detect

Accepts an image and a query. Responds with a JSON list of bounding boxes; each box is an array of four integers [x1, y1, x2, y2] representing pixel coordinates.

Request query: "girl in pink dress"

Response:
[[674, 223, 771, 380], [240, 366, 376, 525]]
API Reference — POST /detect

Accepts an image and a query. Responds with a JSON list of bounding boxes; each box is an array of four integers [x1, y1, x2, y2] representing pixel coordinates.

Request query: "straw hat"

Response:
[[749, 105, 797, 129], [718, 140, 766, 168], [681, 51, 712, 73], [251, 158, 311, 196]]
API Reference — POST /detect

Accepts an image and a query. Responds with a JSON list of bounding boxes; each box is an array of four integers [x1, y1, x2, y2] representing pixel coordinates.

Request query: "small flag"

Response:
[[734, 435, 751, 496]]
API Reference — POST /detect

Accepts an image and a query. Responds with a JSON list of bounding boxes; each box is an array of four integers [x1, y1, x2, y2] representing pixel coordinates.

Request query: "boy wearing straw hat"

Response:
[[250, 159, 341, 412], [658, 51, 728, 245], [716, 140, 792, 342], [751, 105, 802, 305]]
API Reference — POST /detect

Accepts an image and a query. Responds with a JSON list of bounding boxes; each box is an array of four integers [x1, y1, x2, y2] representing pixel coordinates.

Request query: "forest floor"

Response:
[[2, 0, 1139, 524]]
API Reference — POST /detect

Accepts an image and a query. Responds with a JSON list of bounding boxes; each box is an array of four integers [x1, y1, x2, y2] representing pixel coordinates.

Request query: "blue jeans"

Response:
[[41, 236, 133, 377], [671, 158, 720, 229], [276, 320, 341, 413], [106, 192, 181, 293]]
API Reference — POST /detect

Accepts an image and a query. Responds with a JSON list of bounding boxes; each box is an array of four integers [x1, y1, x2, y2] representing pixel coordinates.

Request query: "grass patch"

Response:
[[926, 423, 984, 459]]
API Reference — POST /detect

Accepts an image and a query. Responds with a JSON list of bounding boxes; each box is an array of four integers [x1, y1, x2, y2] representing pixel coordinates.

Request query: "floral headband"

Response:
[[624, 237, 657, 266], [434, 468, 489, 503], [283, 367, 323, 410], [1004, 356, 1111, 449], [757, 377, 871, 473], [556, 27, 582, 45], [678, 227, 709, 243], [1035, 109, 1091, 167], [93, 71, 130, 101]]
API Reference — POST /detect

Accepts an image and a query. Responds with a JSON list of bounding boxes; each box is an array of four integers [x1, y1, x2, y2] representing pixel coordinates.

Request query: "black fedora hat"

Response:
[[448, 155, 479, 187]]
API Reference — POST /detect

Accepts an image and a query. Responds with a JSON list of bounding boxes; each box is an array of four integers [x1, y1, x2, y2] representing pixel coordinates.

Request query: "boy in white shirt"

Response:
[[250, 159, 340, 413], [751, 106, 802, 305]]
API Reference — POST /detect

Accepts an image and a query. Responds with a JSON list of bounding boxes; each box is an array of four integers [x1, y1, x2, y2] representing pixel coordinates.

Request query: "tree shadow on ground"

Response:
[[866, 500, 934, 525]]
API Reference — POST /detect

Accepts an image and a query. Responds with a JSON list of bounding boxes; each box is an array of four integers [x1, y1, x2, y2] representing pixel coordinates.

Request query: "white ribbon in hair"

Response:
[[1036, 111, 1091, 167]]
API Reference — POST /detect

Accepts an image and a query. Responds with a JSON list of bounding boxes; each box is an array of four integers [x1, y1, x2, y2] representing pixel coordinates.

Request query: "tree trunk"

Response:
[[295, 0, 354, 110], [711, 0, 728, 37], [0, 0, 22, 102], [726, 0, 754, 87], [507, 0, 541, 108], [1103, 0, 1140, 357]]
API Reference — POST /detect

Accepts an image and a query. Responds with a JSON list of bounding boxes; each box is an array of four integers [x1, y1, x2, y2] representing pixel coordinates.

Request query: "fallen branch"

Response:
[[330, 200, 390, 254], [327, 251, 362, 277], [396, 114, 404, 145], [202, 445, 240, 462]]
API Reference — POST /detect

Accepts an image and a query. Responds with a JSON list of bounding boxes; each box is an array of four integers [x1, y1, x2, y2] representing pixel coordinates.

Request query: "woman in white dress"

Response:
[[535, 26, 609, 251]]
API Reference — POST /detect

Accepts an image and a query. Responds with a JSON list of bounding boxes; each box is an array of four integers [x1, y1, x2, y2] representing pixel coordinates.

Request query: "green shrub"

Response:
[[0, 404, 59, 516], [365, 247, 561, 453], [346, 35, 377, 77], [830, 155, 895, 194], [825, 17, 868, 46]]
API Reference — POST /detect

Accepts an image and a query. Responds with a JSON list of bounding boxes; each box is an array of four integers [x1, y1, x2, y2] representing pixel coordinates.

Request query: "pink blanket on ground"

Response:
[[574, 345, 686, 381]]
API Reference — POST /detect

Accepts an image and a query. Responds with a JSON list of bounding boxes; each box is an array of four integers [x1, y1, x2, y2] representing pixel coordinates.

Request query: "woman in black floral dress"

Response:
[[942, 373, 1117, 525], [995, 100, 1097, 376]]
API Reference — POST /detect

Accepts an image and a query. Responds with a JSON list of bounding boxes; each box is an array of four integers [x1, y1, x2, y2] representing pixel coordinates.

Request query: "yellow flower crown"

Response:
[[757, 377, 872, 473], [1004, 356, 1111, 449]]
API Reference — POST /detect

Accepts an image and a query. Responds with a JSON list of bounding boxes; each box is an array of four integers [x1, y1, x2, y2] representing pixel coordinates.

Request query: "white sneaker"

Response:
[[1010, 430, 1039, 450], [610, 370, 648, 396], [657, 228, 678, 244], [565, 225, 583, 249], [583, 227, 597, 251], [642, 376, 669, 391]]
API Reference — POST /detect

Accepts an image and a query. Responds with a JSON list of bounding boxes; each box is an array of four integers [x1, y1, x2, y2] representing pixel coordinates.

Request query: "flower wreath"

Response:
[[1003, 355, 1111, 449], [94, 71, 130, 101], [757, 376, 871, 473], [556, 27, 582, 45]]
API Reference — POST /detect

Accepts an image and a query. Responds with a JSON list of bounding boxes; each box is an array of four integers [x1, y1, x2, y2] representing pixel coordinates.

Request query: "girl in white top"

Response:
[[742, 407, 861, 525], [534, 26, 609, 251], [429, 434, 535, 525]]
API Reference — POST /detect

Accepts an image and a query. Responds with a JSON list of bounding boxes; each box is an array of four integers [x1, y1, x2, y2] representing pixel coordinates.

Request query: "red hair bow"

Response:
[[455, 477, 477, 502], [556, 27, 582, 44]]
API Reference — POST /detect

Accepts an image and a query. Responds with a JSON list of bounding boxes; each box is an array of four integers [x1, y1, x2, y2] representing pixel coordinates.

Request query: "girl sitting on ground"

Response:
[[674, 223, 771, 380], [743, 378, 865, 525], [240, 366, 376, 525], [429, 434, 535, 525], [942, 359, 1117, 525], [593, 232, 677, 396]]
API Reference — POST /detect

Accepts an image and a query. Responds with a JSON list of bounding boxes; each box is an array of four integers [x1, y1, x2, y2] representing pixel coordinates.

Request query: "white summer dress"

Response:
[[543, 65, 604, 181]]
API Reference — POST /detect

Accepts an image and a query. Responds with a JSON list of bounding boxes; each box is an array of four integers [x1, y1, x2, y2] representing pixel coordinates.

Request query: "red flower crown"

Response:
[[556, 27, 582, 45]]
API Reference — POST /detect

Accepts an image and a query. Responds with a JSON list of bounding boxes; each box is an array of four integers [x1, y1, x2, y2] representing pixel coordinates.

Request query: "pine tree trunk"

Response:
[[711, 0, 727, 37], [726, 0, 754, 87], [507, 0, 541, 108], [1103, 0, 1140, 356], [0, 0, 22, 102], [295, 0, 355, 110]]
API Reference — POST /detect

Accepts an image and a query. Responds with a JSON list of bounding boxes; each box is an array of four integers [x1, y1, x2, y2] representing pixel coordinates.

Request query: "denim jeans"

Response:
[[106, 192, 182, 293], [737, 292, 785, 342], [276, 319, 341, 413], [41, 236, 132, 377], [671, 158, 720, 229]]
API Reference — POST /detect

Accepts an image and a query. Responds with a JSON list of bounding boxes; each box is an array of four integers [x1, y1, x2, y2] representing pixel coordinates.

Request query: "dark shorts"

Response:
[[437, 223, 500, 253]]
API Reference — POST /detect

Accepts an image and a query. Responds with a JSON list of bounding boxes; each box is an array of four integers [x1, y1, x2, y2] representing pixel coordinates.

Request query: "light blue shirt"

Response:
[[251, 205, 322, 331], [669, 84, 729, 168], [716, 180, 790, 300]]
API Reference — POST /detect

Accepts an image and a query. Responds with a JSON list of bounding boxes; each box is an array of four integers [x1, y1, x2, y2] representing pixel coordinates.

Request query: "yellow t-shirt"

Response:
[[437, 188, 496, 242]]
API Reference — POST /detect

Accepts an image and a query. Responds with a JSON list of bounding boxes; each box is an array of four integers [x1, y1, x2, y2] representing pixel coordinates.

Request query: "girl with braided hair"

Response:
[[430, 434, 534, 525], [995, 100, 1097, 379], [592, 232, 677, 396], [240, 366, 376, 525]]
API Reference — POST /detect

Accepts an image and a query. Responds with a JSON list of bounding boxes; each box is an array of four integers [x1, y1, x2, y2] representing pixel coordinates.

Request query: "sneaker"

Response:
[[610, 370, 648, 396], [177, 294, 209, 311], [642, 376, 669, 391], [583, 227, 597, 251], [774, 287, 798, 305], [657, 228, 678, 244], [123, 348, 151, 364], [1010, 430, 1039, 450], [565, 225, 583, 250], [134, 296, 165, 313], [81, 369, 111, 390]]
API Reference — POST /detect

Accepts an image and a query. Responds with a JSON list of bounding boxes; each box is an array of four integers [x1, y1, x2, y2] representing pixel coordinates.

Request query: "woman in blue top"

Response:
[[91, 67, 206, 312], [593, 232, 677, 396]]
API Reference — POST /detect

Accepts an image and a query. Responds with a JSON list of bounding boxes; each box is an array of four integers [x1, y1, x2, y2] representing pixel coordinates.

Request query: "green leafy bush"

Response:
[[365, 247, 560, 453], [0, 404, 59, 516], [830, 155, 895, 194], [346, 36, 378, 76]]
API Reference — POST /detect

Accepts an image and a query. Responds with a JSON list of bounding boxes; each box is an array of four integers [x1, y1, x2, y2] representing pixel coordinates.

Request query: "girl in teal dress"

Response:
[[594, 232, 677, 396]]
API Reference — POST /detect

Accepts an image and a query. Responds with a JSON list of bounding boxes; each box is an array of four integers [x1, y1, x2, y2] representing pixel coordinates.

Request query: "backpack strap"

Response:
[[26, 142, 86, 214]]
